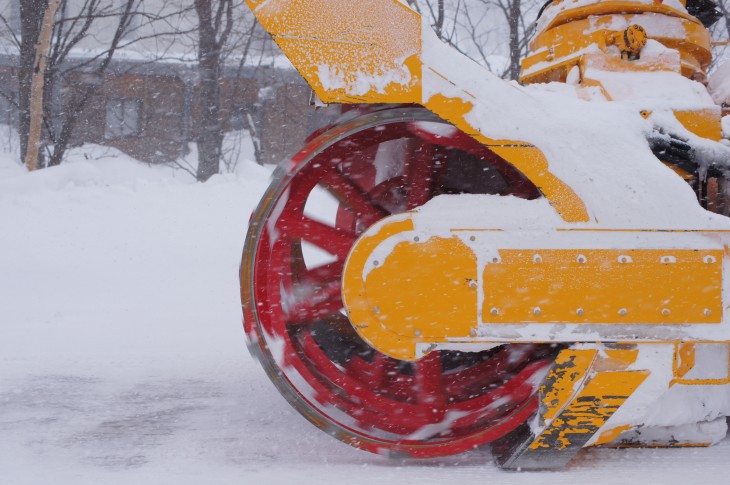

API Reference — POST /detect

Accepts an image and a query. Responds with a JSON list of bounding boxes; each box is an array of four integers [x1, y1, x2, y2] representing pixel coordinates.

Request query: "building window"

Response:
[[105, 98, 141, 139]]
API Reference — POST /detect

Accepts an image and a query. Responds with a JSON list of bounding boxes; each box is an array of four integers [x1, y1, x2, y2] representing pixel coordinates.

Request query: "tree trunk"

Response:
[[19, 0, 48, 166], [507, 0, 522, 81], [24, 0, 61, 171], [194, 1, 225, 182]]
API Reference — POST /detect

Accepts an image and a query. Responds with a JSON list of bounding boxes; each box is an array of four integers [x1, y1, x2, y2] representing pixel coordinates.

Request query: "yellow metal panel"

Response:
[[483, 249, 723, 324], [246, 0, 422, 104], [363, 236, 478, 338], [540, 349, 598, 422], [530, 369, 650, 450], [675, 109, 723, 141]]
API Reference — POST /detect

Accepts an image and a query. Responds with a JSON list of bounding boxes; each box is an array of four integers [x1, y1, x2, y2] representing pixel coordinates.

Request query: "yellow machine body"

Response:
[[246, 0, 730, 467]]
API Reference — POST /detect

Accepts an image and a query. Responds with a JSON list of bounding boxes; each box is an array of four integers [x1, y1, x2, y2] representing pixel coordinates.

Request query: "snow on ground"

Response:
[[1, 144, 730, 485]]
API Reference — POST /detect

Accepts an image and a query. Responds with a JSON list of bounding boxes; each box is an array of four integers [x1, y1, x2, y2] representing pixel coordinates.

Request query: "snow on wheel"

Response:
[[241, 106, 558, 458]]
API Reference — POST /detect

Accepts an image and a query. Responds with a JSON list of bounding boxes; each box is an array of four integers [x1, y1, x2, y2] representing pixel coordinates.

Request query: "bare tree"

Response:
[[48, 0, 142, 166], [714, 0, 730, 60], [406, 0, 464, 47], [407, 0, 539, 80], [0, 1, 145, 167], [17, 0, 49, 166], [24, 0, 61, 171], [193, 0, 234, 182]]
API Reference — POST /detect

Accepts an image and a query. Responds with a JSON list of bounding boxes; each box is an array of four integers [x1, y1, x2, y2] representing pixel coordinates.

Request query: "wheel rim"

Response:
[[242, 106, 557, 458]]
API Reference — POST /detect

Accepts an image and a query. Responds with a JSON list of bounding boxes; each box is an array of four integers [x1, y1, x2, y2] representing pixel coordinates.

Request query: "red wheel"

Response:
[[241, 106, 557, 458]]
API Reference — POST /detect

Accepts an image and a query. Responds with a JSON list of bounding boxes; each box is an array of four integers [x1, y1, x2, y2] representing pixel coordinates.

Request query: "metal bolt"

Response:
[[618, 308, 627, 316], [414, 236, 420, 242], [577, 255, 587, 264], [533, 307, 541, 316], [661, 308, 671, 316], [470, 236, 476, 242], [533, 254, 542, 264], [576, 308, 584, 316], [490, 307, 500, 316], [618, 255, 631, 264], [704, 255, 716, 264], [373, 260, 379, 267], [492, 257, 500, 264], [704, 309, 712, 316]]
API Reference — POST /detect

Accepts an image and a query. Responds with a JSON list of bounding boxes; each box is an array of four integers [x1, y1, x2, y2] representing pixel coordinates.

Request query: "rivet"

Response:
[[576, 308, 584, 316], [577, 254, 587, 264], [414, 236, 420, 242], [492, 257, 500, 264], [468, 280, 477, 289], [490, 307, 500, 316], [373, 260, 379, 267], [533, 307, 541, 316], [533, 254, 542, 264], [704, 309, 712, 316], [470, 236, 476, 242], [618, 308, 627, 316], [661, 308, 671, 316], [414, 329, 422, 337], [704, 255, 716, 264], [618, 255, 632, 264], [661, 256, 676, 264]]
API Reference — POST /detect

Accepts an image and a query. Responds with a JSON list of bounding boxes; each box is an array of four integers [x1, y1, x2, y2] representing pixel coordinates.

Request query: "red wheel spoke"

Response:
[[285, 280, 342, 326], [298, 260, 345, 287], [415, 352, 446, 422], [405, 140, 435, 209], [280, 215, 357, 259], [322, 169, 388, 226]]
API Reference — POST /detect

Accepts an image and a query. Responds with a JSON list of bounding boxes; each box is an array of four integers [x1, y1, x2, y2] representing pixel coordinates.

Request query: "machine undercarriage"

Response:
[[241, 0, 730, 469]]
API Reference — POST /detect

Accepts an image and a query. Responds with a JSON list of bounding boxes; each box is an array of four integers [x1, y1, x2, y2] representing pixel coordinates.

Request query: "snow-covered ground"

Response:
[[1, 144, 729, 485]]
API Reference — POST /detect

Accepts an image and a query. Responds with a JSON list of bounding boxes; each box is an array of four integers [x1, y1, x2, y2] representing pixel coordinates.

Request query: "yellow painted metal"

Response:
[[364, 236, 477, 333], [539, 349, 598, 423], [342, 218, 479, 360], [521, 13, 712, 84], [482, 249, 723, 325], [342, 218, 420, 361], [245, 0, 422, 104], [606, 24, 648, 60], [675, 109, 723, 141], [520, 347, 651, 452], [531, 367, 650, 450], [343, 217, 725, 359]]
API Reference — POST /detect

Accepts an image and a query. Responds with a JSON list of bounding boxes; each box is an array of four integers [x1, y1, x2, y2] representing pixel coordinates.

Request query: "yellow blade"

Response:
[[246, 0, 422, 104]]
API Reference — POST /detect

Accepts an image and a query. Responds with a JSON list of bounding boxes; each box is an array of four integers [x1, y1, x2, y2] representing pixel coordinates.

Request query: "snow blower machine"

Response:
[[241, 0, 730, 469]]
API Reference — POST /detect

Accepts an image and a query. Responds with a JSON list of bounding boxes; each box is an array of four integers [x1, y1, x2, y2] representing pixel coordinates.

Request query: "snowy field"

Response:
[[1, 146, 729, 485]]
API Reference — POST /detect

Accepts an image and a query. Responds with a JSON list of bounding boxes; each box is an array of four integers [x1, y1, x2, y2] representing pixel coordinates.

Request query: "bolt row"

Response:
[[487, 307, 714, 317]]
